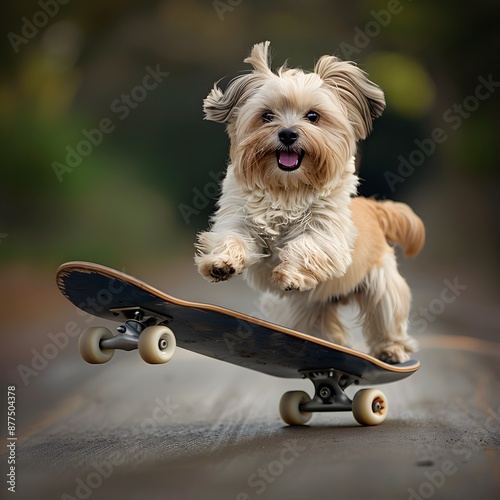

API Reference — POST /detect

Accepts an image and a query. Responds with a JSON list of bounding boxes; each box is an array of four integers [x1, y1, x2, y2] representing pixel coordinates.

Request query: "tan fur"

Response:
[[195, 42, 425, 363]]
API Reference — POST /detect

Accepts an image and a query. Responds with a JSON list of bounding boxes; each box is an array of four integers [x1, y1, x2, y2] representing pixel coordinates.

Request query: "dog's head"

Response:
[[204, 41, 385, 195]]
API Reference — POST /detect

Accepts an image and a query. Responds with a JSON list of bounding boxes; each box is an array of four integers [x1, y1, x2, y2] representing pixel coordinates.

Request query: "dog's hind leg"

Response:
[[318, 302, 350, 347], [265, 294, 349, 347], [356, 251, 418, 363]]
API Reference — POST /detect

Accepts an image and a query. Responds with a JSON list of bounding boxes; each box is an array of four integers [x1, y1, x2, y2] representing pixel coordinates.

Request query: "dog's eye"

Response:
[[261, 111, 274, 123], [305, 111, 319, 123]]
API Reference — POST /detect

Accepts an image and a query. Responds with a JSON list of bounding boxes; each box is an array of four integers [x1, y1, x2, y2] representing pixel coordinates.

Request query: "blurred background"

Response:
[[1, 4, 499, 498], [1, 0, 499, 359]]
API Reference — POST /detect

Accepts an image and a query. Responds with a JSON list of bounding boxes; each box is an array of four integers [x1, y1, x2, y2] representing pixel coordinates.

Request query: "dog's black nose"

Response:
[[278, 129, 298, 146]]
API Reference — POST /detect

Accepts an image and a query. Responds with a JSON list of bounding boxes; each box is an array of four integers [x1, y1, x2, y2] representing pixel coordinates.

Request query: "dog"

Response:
[[195, 41, 425, 363]]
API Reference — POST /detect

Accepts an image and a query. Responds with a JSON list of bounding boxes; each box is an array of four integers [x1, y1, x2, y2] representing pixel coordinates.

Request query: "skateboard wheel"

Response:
[[138, 326, 176, 364], [352, 388, 388, 426], [279, 391, 312, 426], [79, 327, 115, 364]]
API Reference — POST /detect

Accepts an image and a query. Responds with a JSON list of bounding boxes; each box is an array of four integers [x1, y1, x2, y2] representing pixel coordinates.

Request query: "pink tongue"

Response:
[[279, 151, 299, 167]]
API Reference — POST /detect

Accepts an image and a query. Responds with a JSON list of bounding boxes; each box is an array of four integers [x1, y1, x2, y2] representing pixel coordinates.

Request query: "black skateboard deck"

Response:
[[56, 261, 420, 425]]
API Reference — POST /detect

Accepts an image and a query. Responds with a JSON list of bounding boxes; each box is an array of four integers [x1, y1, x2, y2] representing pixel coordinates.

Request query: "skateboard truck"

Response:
[[99, 319, 145, 352], [78, 306, 176, 365], [109, 306, 171, 324], [298, 369, 356, 413], [280, 369, 389, 426]]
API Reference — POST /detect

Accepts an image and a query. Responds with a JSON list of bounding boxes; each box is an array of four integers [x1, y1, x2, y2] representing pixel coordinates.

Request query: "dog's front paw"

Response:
[[271, 263, 318, 292], [195, 235, 251, 283], [197, 255, 243, 283]]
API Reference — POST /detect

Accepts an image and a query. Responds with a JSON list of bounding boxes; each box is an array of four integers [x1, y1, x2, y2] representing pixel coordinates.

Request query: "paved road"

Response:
[[1, 262, 499, 500]]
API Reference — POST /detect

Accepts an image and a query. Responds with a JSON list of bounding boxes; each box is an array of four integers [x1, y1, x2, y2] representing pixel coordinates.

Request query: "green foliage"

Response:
[[1, 0, 498, 265]]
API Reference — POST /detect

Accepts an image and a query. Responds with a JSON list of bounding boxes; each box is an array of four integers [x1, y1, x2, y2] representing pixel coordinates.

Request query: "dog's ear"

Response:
[[243, 41, 274, 76], [203, 74, 262, 124], [203, 41, 273, 124], [314, 55, 385, 140]]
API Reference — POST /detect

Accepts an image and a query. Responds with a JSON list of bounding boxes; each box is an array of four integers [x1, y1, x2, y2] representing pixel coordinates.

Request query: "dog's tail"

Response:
[[372, 199, 425, 257]]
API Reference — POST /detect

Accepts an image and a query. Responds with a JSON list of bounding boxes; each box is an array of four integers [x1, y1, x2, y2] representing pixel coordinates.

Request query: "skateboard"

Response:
[[56, 261, 420, 426]]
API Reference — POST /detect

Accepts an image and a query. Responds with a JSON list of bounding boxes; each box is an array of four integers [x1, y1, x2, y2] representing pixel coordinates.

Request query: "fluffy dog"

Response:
[[195, 41, 425, 363]]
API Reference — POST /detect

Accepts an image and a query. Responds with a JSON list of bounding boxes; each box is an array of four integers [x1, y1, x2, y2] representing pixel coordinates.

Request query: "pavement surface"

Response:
[[1, 260, 499, 500]]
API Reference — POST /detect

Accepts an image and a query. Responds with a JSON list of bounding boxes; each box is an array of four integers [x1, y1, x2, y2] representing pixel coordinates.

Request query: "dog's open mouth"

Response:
[[276, 149, 305, 171]]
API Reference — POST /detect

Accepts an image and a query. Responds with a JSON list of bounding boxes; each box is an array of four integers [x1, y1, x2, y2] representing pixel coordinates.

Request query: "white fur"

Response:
[[195, 42, 425, 363]]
